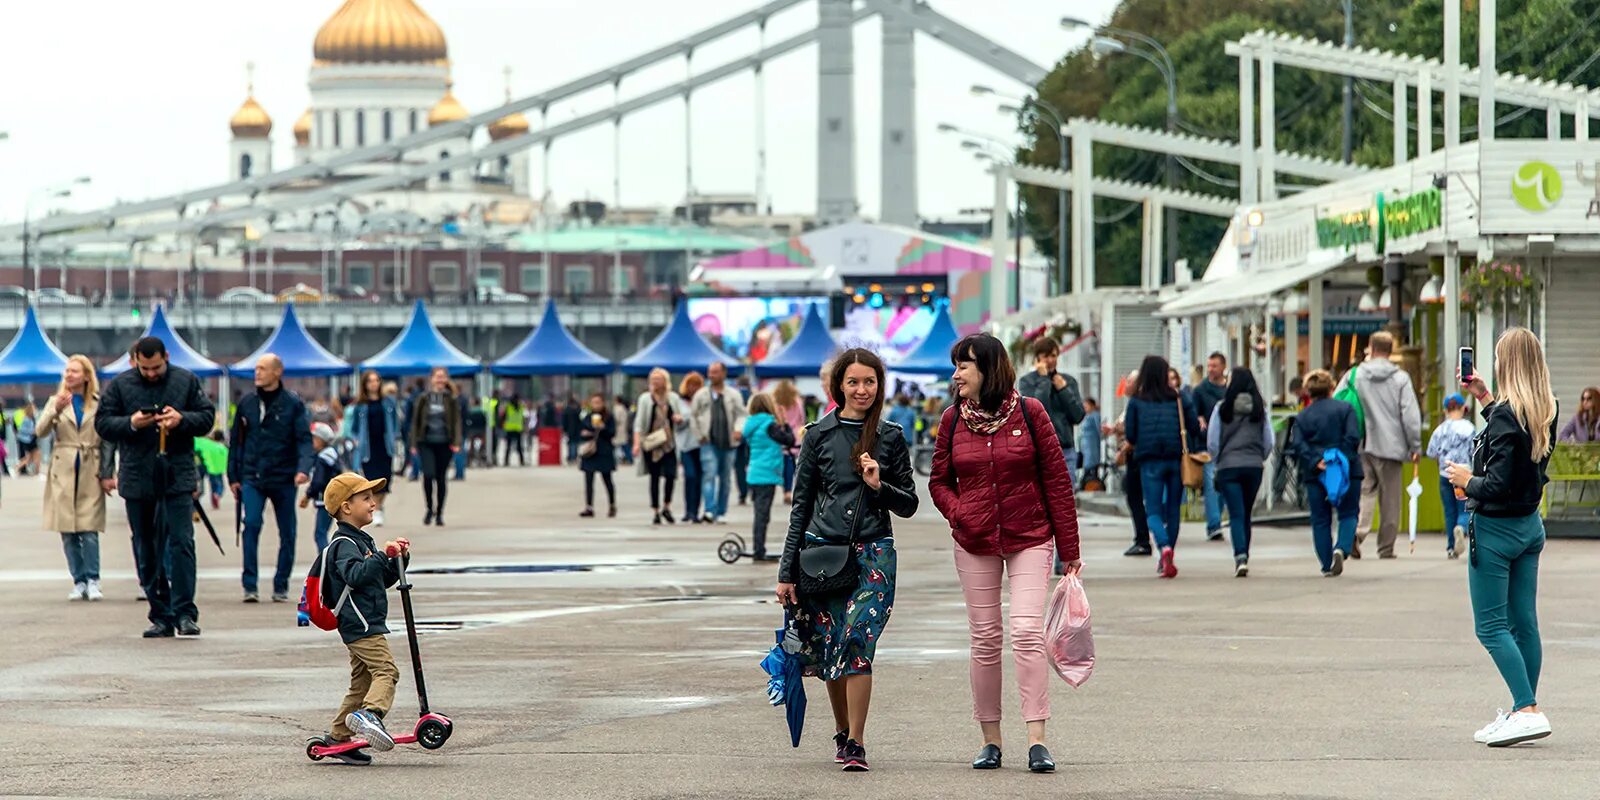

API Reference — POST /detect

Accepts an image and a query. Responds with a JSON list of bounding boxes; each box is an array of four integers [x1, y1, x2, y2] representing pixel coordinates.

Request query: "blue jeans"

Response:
[[1439, 477, 1467, 550], [782, 453, 796, 492], [1216, 466, 1263, 559], [240, 482, 299, 595], [62, 531, 101, 584], [206, 473, 224, 501], [701, 445, 734, 518], [1139, 459, 1184, 551], [1202, 460, 1223, 532], [454, 449, 467, 479], [1307, 478, 1362, 572], [681, 448, 704, 520], [312, 505, 334, 553]]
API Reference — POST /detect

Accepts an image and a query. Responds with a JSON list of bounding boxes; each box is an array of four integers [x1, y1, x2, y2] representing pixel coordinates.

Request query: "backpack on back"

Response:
[[1333, 365, 1367, 439], [298, 537, 355, 630]]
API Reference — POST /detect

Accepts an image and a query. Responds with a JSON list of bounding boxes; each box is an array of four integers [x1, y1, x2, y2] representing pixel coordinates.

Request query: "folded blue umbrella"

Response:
[[1322, 448, 1352, 506], [759, 612, 807, 747]]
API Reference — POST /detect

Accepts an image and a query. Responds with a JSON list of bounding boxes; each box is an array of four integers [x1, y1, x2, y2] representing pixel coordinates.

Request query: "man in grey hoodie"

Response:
[[1336, 331, 1421, 558]]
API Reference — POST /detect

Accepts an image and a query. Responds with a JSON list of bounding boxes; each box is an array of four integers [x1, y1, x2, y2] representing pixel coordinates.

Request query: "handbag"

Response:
[[641, 398, 672, 455], [1177, 396, 1211, 490], [578, 440, 597, 459], [797, 489, 865, 598]]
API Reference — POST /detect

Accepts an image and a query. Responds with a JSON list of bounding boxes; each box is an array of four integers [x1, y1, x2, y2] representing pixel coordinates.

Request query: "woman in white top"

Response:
[[632, 368, 690, 525]]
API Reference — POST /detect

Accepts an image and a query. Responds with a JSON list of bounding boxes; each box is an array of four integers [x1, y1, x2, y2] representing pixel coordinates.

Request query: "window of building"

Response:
[[347, 262, 374, 291], [611, 264, 632, 295], [429, 261, 461, 291], [566, 264, 594, 297], [380, 263, 399, 291], [382, 110, 393, 142], [498, 155, 510, 175], [356, 111, 365, 146], [519, 263, 546, 295], [409, 109, 418, 133], [439, 150, 450, 183], [333, 113, 342, 147], [239, 153, 252, 179], [477, 263, 504, 289]]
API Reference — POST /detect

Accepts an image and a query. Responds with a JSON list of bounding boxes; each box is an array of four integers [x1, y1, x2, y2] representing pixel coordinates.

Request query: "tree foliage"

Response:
[[1019, 0, 1600, 288]]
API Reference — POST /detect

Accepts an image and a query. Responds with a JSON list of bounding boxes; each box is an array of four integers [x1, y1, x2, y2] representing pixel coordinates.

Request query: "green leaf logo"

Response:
[[1512, 161, 1563, 213]]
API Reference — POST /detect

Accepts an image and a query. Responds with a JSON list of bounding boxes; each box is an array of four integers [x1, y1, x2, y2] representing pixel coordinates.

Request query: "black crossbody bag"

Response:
[[798, 482, 866, 598]]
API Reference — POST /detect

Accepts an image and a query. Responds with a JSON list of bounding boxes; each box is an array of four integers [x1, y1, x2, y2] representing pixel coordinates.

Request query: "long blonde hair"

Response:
[[772, 379, 799, 411], [1494, 327, 1557, 461], [648, 367, 672, 399], [61, 354, 100, 400]]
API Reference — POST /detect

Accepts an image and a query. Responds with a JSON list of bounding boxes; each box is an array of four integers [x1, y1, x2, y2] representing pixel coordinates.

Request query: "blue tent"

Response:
[[0, 306, 70, 384], [889, 304, 960, 376], [620, 302, 742, 377], [231, 304, 349, 379], [100, 304, 224, 379], [492, 300, 613, 377], [361, 301, 481, 377], [754, 303, 841, 378]]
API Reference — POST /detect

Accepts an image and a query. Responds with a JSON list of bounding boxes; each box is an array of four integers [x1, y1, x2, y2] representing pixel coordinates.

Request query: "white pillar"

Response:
[[1238, 48, 1258, 204], [1071, 131, 1095, 293], [989, 167, 1010, 326], [1578, 99, 1591, 142], [1260, 50, 1277, 200], [1393, 76, 1409, 165], [1417, 71, 1434, 156], [1307, 280, 1325, 371], [1099, 298, 1118, 417], [1142, 198, 1164, 290], [1547, 104, 1561, 141], [1444, 249, 1461, 391], [1444, 0, 1461, 146], [1479, 0, 1496, 143]]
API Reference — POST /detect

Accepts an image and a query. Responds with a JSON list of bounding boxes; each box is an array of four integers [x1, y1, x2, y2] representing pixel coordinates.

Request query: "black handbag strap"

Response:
[[1017, 397, 1055, 529]]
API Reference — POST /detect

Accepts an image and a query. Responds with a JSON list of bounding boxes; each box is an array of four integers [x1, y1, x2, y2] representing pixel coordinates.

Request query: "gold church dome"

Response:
[[313, 0, 448, 65]]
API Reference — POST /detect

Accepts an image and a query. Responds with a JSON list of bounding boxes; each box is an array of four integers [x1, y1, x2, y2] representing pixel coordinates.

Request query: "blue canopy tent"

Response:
[[231, 304, 349, 379], [889, 304, 960, 376], [100, 304, 224, 379], [361, 301, 481, 377], [492, 300, 613, 377], [620, 302, 742, 377], [0, 306, 70, 384], [753, 303, 841, 378]]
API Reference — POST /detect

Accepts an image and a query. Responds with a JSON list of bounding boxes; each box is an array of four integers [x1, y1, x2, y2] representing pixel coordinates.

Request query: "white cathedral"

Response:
[[225, 0, 535, 223]]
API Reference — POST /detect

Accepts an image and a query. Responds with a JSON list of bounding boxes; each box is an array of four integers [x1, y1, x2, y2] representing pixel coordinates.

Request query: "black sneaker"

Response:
[[1206, 528, 1225, 542], [841, 739, 869, 772], [176, 617, 201, 637], [434, 515, 445, 527], [661, 509, 676, 524], [142, 623, 175, 638], [1124, 543, 1152, 557], [424, 511, 435, 525], [834, 731, 849, 764]]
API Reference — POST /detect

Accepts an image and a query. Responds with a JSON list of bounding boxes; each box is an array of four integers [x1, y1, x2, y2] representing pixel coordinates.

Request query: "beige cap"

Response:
[[323, 472, 386, 513]]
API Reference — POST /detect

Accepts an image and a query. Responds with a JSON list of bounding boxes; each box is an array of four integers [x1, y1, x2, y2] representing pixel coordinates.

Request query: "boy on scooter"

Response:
[[320, 472, 410, 765]]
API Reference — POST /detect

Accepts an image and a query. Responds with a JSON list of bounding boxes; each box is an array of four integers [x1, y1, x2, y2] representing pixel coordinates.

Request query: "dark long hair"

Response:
[[1133, 356, 1177, 403], [829, 348, 886, 474], [358, 369, 383, 403], [950, 333, 1016, 413], [1219, 366, 1265, 424]]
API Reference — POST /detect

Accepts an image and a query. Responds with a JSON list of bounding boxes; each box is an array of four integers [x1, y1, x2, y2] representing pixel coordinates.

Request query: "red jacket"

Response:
[[930, 397, 1081, 562]]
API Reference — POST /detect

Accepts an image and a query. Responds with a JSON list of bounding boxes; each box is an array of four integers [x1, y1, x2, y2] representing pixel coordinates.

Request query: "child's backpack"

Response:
[[299, 537, 356, 631]]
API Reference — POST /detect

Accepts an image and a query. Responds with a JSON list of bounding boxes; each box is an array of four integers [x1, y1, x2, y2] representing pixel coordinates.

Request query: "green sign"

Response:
[[1511, 161, 1563, 212], [1315, 188, 1442, 251]]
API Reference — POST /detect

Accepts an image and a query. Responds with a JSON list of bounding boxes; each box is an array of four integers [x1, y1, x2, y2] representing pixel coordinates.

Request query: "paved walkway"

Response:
[[1, 466, 1595, 799]]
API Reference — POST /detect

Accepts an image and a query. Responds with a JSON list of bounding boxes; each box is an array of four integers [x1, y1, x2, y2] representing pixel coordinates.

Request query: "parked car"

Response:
[[277, 283, 323, 304], [0, 286, 28, 306], [34, 288, 88, 306], [476, 286, 531, 304], [218, 287, 274, 304]]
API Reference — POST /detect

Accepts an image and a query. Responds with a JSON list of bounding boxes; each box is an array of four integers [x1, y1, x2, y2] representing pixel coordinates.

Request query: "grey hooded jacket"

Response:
[[1337, 358, 1421, 462]]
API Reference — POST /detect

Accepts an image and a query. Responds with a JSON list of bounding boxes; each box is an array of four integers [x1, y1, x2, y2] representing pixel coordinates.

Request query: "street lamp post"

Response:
[[22, 176, 91, 305], [975, 85, 1072, 295]]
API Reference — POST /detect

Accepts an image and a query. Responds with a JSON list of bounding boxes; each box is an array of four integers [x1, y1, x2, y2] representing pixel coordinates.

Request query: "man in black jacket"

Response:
[[228, 354, 313, 603], [96, 337, 216, 638]]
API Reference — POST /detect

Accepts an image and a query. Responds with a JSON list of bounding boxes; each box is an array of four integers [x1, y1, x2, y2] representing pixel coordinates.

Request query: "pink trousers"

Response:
[[954, 541, 1054, 723]]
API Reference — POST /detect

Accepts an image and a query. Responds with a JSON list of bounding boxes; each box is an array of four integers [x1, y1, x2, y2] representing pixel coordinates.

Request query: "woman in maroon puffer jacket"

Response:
[[930, 333, 1081, 774]]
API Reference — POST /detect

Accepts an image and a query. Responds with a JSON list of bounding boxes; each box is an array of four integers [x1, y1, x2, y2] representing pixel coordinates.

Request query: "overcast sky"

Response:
[[0, 0, 1118, 226]]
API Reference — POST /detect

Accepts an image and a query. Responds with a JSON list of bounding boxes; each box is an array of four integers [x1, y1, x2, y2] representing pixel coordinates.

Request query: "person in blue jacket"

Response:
[[1123, 355, 1202, 579], [742, 393, 787, 561], [1290, 369, 1364, 577]]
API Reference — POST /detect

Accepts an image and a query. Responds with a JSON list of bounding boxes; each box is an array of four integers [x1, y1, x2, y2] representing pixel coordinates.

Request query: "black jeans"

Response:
[[584, 470, 616, 509], [418, 442, 453, 515], [126, 494, 198, 627], [1216, 466, 1264, 559], [502, 431, 525, 466], [750, 485, 776, 557], [647, 450, 679, 509], [1125, 459, 1151, 547], [734, 441, 750, 503]]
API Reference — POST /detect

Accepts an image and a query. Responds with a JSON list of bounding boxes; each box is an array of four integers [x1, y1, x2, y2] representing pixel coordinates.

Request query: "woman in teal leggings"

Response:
[[1444, 328, 1558, 748]]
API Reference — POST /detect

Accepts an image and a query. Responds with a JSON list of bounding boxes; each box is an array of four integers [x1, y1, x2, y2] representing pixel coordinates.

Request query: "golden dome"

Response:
[[488, 101, 529, 140], [293, 108, 312, 146], [313, 0, 448, 65], [230, 93, 273, 138], [428, 82, 468, 126]]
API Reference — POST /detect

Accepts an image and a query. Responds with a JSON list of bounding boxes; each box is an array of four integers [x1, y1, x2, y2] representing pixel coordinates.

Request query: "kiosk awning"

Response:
[[1156, 252, 1353, 318]]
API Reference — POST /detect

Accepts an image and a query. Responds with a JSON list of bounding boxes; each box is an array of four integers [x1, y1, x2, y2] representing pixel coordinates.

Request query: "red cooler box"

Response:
[[537, 428, 563, 466]]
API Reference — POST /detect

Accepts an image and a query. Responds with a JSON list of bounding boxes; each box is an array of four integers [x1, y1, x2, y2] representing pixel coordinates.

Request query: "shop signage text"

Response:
[[1315, 188, 1443, 252]]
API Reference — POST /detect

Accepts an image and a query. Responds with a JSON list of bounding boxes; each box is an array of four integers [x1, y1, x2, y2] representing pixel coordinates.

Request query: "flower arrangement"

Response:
[[1008, 317, 1084, 361], [1462, 260, 1538, 311]]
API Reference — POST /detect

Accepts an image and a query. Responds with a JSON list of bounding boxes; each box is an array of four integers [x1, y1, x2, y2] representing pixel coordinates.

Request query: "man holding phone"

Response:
[[1336, 331, 1422, 559], [96, 337, 216, 638]]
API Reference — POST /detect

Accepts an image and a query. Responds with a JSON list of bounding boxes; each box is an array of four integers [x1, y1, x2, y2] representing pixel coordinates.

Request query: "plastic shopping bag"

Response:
[[1044, 574, 1095, 687]]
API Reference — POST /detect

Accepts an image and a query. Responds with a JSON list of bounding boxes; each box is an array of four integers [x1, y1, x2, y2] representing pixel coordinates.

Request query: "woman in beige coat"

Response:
[[36, 354, 113, 601]]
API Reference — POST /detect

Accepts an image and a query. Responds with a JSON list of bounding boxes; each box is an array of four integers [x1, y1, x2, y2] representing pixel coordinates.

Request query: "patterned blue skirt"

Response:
[[792, 537, 896, 681]]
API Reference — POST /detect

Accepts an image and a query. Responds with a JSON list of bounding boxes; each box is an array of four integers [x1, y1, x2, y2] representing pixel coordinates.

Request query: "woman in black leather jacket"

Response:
[[776, 348, 917, 772]]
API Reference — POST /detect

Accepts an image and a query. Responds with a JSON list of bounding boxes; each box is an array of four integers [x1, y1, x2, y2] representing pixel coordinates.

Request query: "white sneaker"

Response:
[[374, 509, 385, 527], [1486, 711, 1551, 747], [85, 580, 103, 601], [68, 582, 87, 601], [1473, 710, 1509, 743]]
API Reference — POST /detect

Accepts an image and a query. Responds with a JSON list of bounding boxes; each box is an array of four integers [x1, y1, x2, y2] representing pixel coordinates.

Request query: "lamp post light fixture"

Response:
[[973, 84, 1073, 294], [23, 176, 92, 303]]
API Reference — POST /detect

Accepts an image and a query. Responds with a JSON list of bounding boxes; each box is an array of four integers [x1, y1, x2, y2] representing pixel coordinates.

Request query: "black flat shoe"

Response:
[[661, 509, 675, 524], [972, 744, 1002, 770], [423, 511, 435, 526], [1124, 543, 1153, 557], [1028, 744, 1055, 773], [176, 617, 201, 637], [142, 623, 175, 638]]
